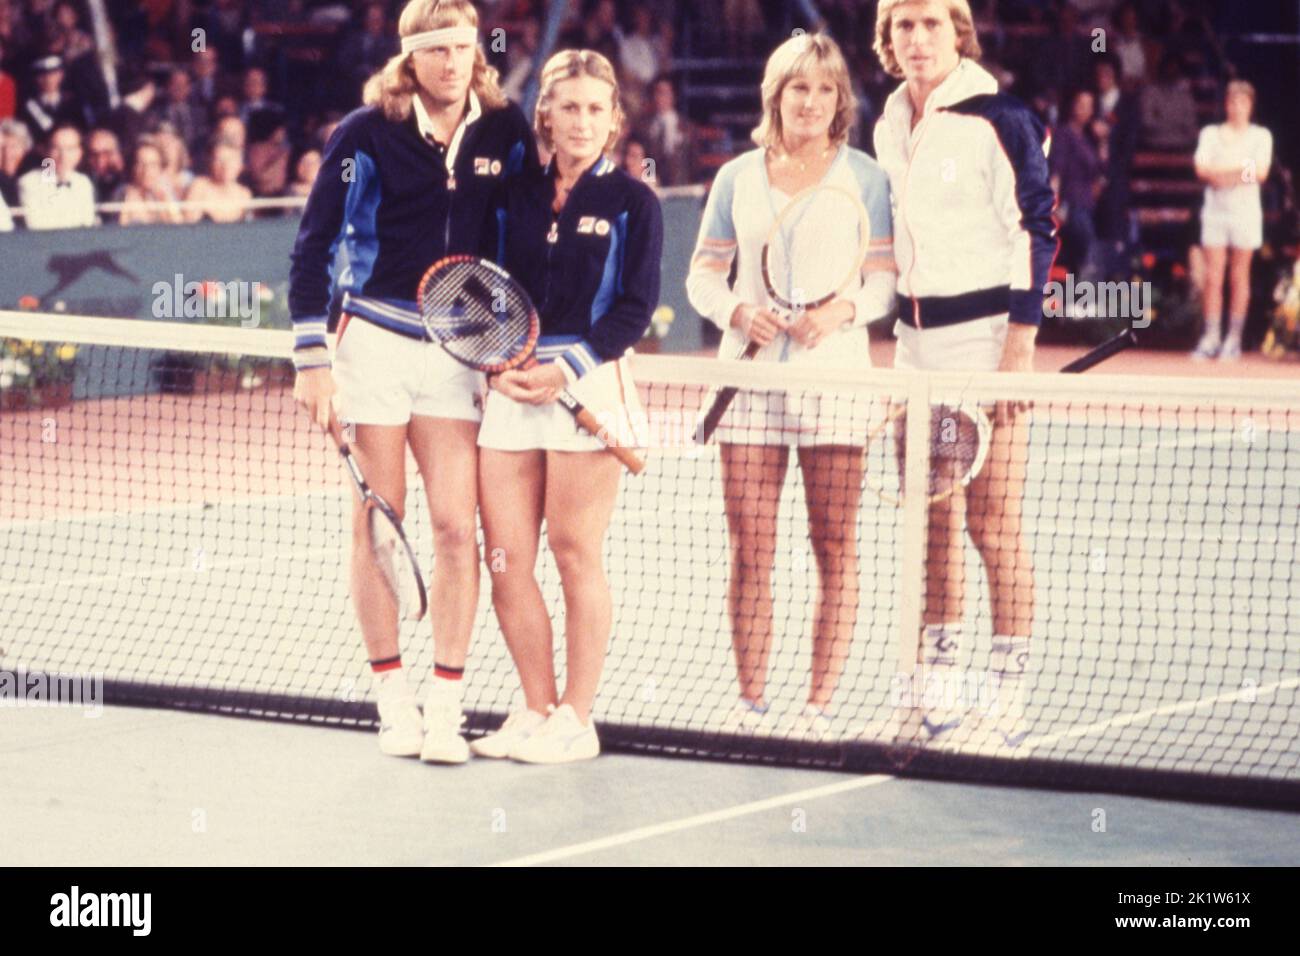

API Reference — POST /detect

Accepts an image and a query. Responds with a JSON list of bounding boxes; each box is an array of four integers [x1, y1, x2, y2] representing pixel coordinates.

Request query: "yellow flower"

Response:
[[32, 343, 45, 357], [57, 344, 77, 362]]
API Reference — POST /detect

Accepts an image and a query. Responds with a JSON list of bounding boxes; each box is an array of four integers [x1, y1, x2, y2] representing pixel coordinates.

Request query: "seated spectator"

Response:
[[17, 124, 96, 229], [620, 133, 654, 185], [192, 0, 249, 75], [245, 111, 290, 201], [500, 18, 540, 104], [117, 137, 183, 226], [338, 2, 397, 105], [238, 67, 283, 128], [286, 147, 320, 198], [84, 127, 125, 214], [0, 36, 16, 120], [190, 47, 221, 111], [19, 55, 87, 140], [1140, 54, 1198, 150], [213, 115, 246, 153], [49, 0, 107, 116], [183, 140, 251, 223], [0, 117, 34, 206], [150, 67, 209, 159], [100, 70, 156, 158], [48, 1, 93, 61], [619, 8, 662, 117], [637, 74, 690, 186], [152, 122, 195, 197], [1050, 89, 1106, 283]]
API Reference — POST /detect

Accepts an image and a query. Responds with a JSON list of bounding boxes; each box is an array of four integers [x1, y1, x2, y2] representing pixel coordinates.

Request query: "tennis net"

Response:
[[2, 310, 1297, 809]]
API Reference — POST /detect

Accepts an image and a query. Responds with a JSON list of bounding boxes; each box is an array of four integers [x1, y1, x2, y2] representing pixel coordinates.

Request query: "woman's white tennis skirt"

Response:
[[331, 314, 484, 426], [712, 326, 884, 447], [478, 356, 647, 453]]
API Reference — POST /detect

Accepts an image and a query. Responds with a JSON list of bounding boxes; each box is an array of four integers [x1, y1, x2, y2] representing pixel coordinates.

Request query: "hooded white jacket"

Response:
[[873, 59, 1057, 330]]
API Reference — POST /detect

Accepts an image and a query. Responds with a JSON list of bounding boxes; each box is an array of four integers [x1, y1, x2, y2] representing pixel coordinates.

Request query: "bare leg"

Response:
[[543, 450, 623, 722], [798, 444, 866, 710], [720, 442, 789, 705], [479, 448, 553, 714], [348, 423, 409, 662]]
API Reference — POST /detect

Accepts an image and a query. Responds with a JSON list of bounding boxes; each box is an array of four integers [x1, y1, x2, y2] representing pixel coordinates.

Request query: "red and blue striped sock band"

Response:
[[369, 655, 402, 674], [434, 663, 464, 681]]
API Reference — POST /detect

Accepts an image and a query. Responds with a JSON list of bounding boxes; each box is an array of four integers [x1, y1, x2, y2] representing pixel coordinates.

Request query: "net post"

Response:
[[896, 369, 931, 680]]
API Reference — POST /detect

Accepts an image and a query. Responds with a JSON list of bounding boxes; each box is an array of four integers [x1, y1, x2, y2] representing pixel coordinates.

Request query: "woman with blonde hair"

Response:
[[289, 0, 539, 763], [1191, 80, 1273, 361], [470, 49, 663, 764], [685, 32, 896, 740]]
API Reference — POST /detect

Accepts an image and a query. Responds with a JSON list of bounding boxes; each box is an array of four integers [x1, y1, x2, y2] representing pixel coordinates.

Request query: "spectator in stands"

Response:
[[190, 47, 221, 111], [117, 137, 183, 225], [0, 35, 16, 119], [338, 2, 397, 104], [1092, 57, 1139, 266], [47, 2, 91, 61], [19, 55, 85, 139], [151, 67, 209, 159], [100, 70, 155, 158], [637, 74, 689, 186], [560, 0, 621, 66], [1191, 80, 1272, 361], [183, 139, 251, 223], [238, 66, 283, 128], [245, 110, 291, 200], [193, 0, 249, 74], [1050, 89, 1105, 284], [152, 122, 195, 197], [17, 123, 95, 228], [619, 7, 661, 117], [1139, 53, 1197, 151], [619, 132, 653, 184], [499, 17, 540, 104], [1111, 3, 1148, 88], [213, 115, 247, 153], [285, 147, 320, 198], [0, 116, 32, 205], [84, 127, 125, 205]]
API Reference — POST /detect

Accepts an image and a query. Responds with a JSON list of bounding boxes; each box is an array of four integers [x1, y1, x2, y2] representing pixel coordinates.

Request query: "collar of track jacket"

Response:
[[882, 56, 998, 129]]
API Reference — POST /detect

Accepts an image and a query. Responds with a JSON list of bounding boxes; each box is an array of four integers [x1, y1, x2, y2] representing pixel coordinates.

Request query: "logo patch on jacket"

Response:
[[473, 157, 502, 176], [578, 216, 610, 236]]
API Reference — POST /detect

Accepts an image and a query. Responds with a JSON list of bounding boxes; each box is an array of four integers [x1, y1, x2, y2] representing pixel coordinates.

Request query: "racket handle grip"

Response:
[[1061, 327, 1137, 373], [571, 406, 645, 474]]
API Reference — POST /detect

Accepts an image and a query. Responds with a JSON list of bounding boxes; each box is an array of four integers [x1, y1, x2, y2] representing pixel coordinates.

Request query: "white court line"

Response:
[[1024, 676, 1300, 751], [491, 773, 895, 867]]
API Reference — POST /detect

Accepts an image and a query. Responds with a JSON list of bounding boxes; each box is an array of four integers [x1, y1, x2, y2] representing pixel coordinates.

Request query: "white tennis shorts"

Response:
[[331, 315, 484, 426], [477, 356, 647, 453], [713, 326, 880, 447], [1201, 210, 1262, 251], [893, 314, 1009, 372]]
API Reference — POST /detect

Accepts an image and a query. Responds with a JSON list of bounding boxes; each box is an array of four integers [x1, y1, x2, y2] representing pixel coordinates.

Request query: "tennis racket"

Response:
[[866, 327, 1139, 505], [694, 182, 874, 445], [417, 255, 644, 474], [327, 416, 429, 622]]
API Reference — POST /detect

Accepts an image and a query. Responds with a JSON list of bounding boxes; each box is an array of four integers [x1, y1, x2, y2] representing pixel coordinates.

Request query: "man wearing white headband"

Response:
[[289, 0, 540, 766]]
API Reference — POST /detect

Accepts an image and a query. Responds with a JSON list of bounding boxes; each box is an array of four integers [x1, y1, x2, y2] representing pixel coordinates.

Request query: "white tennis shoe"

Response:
[[783, 704, 834, 741], [510, 704, 600, 764], [420, 682, 469, 764], [375, 679, 423, 758], [470, 709, 547, 759], [720, 699, 775, 734]]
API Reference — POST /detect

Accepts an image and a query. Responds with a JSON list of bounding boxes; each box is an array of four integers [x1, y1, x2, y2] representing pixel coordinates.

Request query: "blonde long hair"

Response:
[[362, 0, 506, 121], [533, 49, 624, 155], [751, 33, 857, 150]]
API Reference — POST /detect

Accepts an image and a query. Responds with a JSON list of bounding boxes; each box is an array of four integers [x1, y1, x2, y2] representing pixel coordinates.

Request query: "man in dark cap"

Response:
[[19, 55, 87, 139]]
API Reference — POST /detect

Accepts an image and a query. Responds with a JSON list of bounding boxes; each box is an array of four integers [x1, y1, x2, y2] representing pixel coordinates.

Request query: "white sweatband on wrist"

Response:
[[400, 26, 478, 53]]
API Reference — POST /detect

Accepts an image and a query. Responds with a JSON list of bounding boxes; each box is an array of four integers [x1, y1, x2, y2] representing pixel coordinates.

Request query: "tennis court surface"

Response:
[[1, 311, 1297, 864]]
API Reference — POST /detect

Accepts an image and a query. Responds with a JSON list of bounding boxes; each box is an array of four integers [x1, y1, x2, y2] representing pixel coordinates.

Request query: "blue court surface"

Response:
[[1, 704, 1295, 866]]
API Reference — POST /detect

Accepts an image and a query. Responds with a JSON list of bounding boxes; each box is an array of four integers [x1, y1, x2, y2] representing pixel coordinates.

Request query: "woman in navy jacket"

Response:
[[471, 49, 664, 765]]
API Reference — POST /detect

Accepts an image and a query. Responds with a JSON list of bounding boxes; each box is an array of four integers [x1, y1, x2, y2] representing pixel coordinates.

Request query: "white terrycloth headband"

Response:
[[400, 26, 478, 53]]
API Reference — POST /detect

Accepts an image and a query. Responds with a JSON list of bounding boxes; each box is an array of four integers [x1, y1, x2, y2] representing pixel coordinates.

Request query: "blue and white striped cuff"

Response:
[[559, 341, 600, 382], [293, 316, 330, 370]]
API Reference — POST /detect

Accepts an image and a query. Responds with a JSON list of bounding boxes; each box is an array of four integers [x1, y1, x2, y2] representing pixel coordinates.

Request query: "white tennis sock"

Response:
[[920, 623, 964, 714], [989, 635, 1031, 717]]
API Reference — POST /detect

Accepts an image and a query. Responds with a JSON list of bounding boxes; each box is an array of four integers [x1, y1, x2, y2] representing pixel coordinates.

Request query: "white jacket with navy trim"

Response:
[[873, 59, 1057, 329]]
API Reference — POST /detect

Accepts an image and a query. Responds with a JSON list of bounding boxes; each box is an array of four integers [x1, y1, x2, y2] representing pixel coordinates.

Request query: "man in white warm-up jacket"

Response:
[[870, 0, 1057, 754]]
